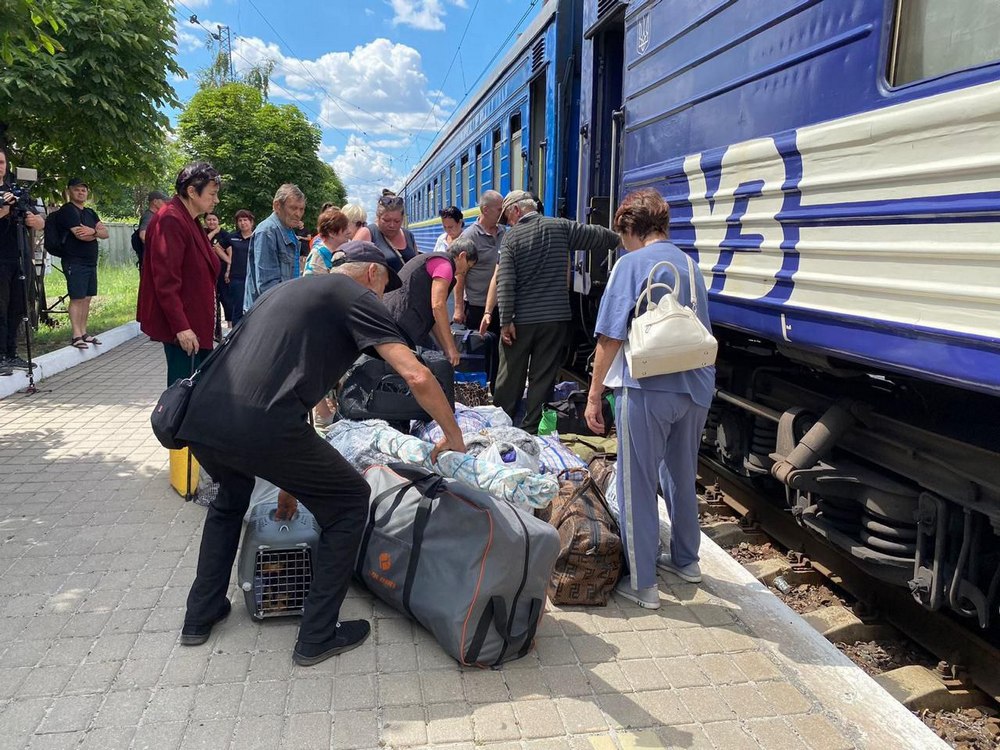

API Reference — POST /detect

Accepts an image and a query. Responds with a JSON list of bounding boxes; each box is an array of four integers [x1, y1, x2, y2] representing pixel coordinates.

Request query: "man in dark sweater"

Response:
[[492, 190, 620, 433]]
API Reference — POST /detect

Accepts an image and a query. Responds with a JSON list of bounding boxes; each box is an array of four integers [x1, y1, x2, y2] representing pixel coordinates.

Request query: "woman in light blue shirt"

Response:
[[585, 189, 715, 609]]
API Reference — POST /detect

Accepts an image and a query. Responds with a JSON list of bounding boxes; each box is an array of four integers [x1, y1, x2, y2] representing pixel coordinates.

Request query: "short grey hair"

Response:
[[447, 237, 478, 265], [479, 190, 503, 209], [514, 197, 537, 214], [334, 261, 386, 282], [342, 203, 367, 226], [273, 183, 305, 205]]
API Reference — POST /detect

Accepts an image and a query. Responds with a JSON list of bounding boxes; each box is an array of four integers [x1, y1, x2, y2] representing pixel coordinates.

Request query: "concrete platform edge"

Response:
[[0, 320, 141, 400], [655, 506, 948, 749]]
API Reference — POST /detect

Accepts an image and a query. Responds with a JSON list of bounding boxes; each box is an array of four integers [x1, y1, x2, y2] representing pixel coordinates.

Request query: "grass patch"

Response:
[[19, 261, 140, 358]]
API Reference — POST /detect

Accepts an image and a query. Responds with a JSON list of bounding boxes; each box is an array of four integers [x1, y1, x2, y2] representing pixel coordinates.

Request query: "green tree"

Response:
[[0, 0, 181, 201], [0, 0, 64, 64], [178, 82, 347, 228]]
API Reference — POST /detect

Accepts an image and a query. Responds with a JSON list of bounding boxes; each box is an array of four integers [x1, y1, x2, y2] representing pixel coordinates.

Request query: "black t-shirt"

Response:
[[179, 274, 407, 448], [227, 233, 251, 280], [53, 202, 101, 265], [138, 208, 155, 234]]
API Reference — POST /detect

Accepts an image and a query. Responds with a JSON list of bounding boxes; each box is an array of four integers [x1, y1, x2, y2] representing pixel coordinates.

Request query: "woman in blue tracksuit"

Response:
[[585, 188, 716, 610]]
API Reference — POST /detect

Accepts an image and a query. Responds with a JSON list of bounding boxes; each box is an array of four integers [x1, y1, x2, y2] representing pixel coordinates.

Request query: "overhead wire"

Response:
[[401, 0, 540, 179], [243, 0, 404, 142], [174, 4, 404, 192]]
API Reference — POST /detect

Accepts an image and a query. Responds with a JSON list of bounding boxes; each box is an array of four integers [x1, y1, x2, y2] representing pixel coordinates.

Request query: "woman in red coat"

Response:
[[137, 162, 222, 385]]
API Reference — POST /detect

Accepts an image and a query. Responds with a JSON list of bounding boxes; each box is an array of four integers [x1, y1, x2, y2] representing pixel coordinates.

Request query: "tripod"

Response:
[[33, 261, 69, 329], [11, 207, 39, 394]]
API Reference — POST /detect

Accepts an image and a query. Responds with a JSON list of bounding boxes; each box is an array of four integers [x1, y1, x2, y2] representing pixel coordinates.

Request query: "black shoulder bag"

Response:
[[150, 311, 250, 449]]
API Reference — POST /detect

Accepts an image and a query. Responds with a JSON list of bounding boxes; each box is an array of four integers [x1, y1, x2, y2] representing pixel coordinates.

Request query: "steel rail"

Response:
[[698, 456, 1000, 704]]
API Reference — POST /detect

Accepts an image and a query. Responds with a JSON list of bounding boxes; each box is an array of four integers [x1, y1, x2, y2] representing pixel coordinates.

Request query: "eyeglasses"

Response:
[[378, 196, 404, 209]]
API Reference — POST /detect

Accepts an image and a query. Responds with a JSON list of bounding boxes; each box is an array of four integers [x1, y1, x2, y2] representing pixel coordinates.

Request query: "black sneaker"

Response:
[[292, 620, 371, 666], [180, 599, 231, 646], [6, 356, 35, 370]]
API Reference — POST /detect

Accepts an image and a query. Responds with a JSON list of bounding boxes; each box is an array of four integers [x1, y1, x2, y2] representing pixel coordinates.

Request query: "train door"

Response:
[[529, 74, 547, 205], [587, 7, 626, 230]]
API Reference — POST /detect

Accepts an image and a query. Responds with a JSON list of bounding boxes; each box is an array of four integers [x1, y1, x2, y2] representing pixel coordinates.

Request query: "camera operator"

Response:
[[51, 177, 108, 349], [0, 147, 44, 375]]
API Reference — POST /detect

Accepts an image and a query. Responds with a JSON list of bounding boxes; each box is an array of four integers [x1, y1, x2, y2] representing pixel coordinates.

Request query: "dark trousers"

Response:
[[464, 303, 499, 336], [184, 433, 370, 645], [493, 320, 565, 434], [163, 343, 208, 387], [225, 278, 246, 326], [0, 263, 26, 358]]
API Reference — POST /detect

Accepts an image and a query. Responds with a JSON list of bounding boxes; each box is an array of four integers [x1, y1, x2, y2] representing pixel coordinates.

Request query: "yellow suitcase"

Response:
[[169, 448, 200, 498]]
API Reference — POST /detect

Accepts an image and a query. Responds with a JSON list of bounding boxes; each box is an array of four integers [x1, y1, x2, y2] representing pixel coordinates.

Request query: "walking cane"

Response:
[[185, 352, 196, 503]]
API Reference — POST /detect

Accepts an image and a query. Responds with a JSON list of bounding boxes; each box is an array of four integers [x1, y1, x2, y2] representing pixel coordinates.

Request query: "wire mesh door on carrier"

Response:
[[238, 500, 321, 620]]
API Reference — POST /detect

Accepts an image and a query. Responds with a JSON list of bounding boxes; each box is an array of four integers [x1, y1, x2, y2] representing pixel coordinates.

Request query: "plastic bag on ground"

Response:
[[465, 426, 541, 473], [412, 404, 512, 443], [535, 435, 589, 475], [326, 419, 396, 471]]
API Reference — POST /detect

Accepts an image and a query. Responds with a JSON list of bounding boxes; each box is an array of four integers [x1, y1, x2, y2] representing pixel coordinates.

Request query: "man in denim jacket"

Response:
[[244, 183, 306, 311]]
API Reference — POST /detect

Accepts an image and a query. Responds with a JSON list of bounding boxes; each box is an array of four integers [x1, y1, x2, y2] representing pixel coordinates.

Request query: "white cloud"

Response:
[[233, 36, 450, 136], [175, 26, 204, 53], [331, 135, 407, 208], [388, 0, 467, 32], [368, 137, 412, 149]]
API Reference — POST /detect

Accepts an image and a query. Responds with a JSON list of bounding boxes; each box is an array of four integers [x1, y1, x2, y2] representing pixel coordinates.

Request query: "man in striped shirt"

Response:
[[492, 190, 621, 433]]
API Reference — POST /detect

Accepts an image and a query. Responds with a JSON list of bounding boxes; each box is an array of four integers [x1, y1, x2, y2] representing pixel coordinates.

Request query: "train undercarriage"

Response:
[[705, 333, 1000, 632]]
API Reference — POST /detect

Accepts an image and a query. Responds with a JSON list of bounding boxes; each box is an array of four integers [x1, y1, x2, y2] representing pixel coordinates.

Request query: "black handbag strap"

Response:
[[401, 494, 433, 619], [355, 466, 444, 582], [464, 595, 544, 666]]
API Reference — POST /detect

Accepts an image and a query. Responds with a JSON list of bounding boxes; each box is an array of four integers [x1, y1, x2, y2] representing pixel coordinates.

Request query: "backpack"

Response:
[[337, 352, 455, 423], [130, 226, 144, 267], [43, 211, 68, 257], [539, 391, 615, 437], [536, 472, 624, 606]]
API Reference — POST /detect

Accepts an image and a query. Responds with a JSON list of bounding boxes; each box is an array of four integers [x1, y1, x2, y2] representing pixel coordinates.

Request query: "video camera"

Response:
[[1, 167, 38, 216]]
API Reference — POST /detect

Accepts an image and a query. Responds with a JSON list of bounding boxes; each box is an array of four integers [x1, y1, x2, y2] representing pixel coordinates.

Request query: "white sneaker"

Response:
[[656, 554, 702, 583], [613, 578, 661, 610]]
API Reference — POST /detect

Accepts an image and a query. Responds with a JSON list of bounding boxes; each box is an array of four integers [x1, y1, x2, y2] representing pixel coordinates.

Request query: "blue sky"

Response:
[[168, 0, 543, 208]]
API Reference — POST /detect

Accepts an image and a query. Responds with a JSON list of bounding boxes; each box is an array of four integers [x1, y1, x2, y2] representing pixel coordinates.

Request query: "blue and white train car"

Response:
[[577, 0, 1000, 625], [401, 0, 582, 250]]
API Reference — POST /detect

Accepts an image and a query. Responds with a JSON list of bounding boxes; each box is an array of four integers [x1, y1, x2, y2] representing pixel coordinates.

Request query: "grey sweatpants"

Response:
[[615, 387, 709, 589]]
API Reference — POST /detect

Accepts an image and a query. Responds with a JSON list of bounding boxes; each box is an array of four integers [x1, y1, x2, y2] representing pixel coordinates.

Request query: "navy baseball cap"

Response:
[[67, 177, 89, 189], [340, 240, 402, 292]]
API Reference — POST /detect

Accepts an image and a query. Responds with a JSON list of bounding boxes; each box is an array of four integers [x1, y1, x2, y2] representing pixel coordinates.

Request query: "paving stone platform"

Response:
[[0, 336, 945, 749]]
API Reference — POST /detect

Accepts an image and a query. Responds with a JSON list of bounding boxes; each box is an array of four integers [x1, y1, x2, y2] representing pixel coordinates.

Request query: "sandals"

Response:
[[71, 337, 89, 349], [81, 333, 102, 345]]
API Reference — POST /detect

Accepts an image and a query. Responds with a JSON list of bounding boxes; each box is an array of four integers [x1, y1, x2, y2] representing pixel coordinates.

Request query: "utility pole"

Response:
[[217, 25, 235, 82], [189, 15, 235, 82]]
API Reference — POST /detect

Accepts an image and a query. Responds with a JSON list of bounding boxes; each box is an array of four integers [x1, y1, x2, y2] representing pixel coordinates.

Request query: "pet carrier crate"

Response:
[[237, 500, 321, 620]]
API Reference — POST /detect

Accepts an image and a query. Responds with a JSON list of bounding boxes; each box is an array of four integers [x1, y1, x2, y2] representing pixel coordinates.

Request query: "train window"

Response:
[[889, 0, 1000, 86], [475, 143, 483, 204], [437, 173, 444, 212], [452, 162, 460, 209], [460, 155, 470, 208], [492, 127, 503, 192], [426, 184, 432, 219], [510, 113, 524, 190]]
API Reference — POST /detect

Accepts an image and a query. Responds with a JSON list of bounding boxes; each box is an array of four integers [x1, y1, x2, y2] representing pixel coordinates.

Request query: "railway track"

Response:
[[697, 455, 1000, 706]]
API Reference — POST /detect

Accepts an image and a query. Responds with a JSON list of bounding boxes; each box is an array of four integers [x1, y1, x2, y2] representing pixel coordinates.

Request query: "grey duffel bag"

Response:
[[358, 463, 560, 667]]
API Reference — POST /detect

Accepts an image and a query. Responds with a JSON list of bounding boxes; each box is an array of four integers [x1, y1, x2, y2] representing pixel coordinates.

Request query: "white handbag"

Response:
[[624, 256, 717, 378]]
